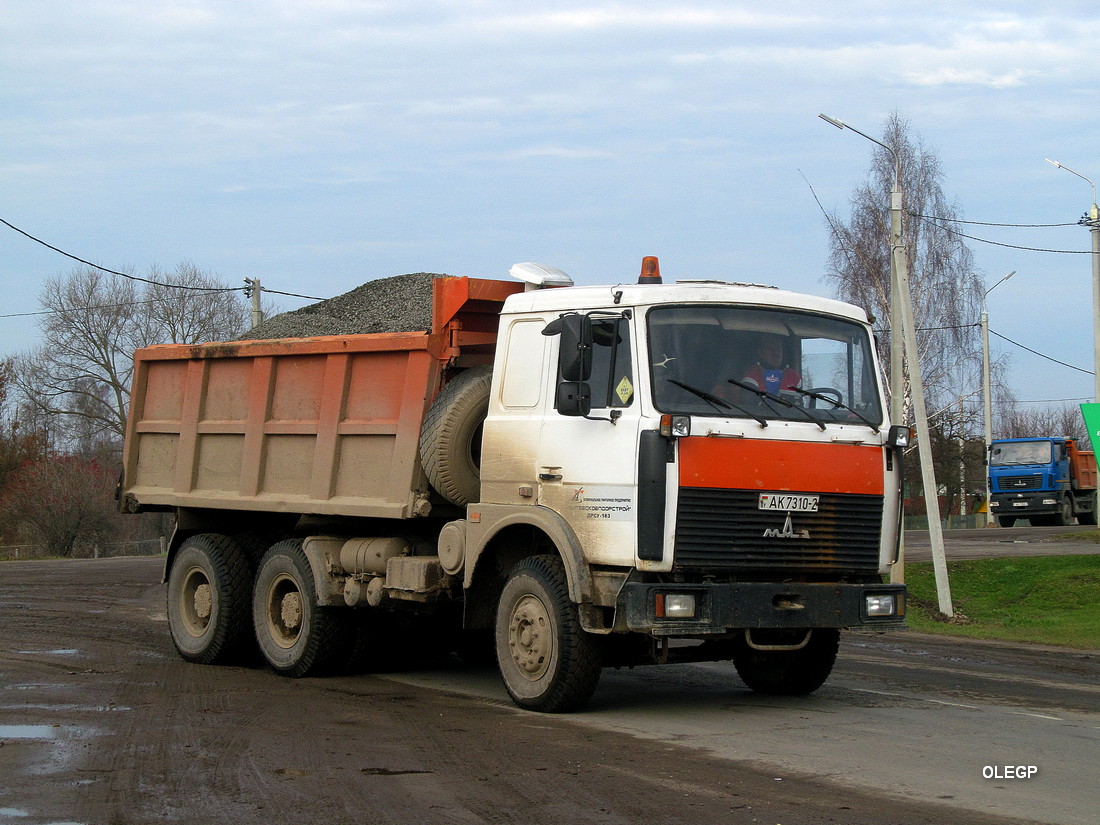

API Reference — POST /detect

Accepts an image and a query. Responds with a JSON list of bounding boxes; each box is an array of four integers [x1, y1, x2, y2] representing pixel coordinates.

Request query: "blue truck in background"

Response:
[[988, 437, 1098, 527]]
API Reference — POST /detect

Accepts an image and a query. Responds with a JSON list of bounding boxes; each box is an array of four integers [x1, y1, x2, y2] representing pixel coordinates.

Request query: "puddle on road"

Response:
[[0, 704, 131, 714], [0, 725, 57, 740], [5, 684, 64, 692], [15, 649, 79, 657]]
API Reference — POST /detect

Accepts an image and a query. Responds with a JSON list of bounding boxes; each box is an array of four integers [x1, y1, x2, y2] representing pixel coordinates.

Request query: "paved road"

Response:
[[902, 523, 1100, 562], [1, 557, 1097, 825]]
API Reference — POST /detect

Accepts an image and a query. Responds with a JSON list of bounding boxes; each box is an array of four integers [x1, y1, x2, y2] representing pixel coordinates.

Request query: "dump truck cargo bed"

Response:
[[120, 276, 521, 520]]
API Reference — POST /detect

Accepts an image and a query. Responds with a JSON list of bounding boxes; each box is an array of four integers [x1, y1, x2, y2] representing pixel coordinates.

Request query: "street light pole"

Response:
[[820, 113, 953, 616], [1045, 159, 1100, 403], [982, 271, 1015, 527]]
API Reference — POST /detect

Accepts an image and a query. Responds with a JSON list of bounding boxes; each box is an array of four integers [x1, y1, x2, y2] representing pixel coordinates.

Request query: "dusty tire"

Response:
[[1079, 493, 1098, 526], [166, 534, 253, 665], [997, 516, 1017, 528], [495, 555, 602, 713], [253, 540, 351, 677], [1052, 496, 1074, 527], [732, 628, 839, 696], [420, 366, 492, 506]]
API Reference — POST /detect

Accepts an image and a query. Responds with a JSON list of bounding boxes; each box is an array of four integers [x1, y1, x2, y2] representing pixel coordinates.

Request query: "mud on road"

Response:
[[0, 557, 1049, 825]]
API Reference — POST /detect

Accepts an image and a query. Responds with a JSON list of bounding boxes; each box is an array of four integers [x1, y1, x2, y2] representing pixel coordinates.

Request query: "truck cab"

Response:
[[988, 437, 1098, 527], [468, 273, 908, 707]]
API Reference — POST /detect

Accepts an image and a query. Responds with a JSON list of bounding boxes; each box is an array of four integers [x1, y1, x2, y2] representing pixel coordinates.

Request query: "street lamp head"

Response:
[[819, 113, 845, 130], [1044, 157, 1097, 205]]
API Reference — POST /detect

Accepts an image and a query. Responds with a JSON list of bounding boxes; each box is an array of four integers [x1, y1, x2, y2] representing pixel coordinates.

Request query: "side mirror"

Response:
[[556, 381, 592, 417], [559, 314, 593, 382]]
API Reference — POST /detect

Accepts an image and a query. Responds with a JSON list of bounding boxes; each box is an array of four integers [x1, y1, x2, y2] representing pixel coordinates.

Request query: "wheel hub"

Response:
[[193, 584, 212, 620], [280, 592, 302, 630], [508, 594, 552, 680], [179, 566, 213, 637], [266, 573, 305, 649]]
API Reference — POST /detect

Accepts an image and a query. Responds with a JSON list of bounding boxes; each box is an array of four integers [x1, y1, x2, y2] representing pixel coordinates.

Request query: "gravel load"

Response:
[[242, 272, 447, 340]]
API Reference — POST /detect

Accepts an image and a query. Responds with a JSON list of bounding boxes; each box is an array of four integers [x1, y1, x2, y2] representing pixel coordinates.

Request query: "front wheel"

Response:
[[1051, 496, 1074, 527], [166, 534, 253, 665], [732, 628, 839, 696], [495, 555, 602, 713], [253, 540, 351, 677]]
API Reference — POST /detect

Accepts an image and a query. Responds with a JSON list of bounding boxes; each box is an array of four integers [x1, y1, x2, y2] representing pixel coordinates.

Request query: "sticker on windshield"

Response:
[[615, 376, 634, 405], [759, 493, 819, 512]]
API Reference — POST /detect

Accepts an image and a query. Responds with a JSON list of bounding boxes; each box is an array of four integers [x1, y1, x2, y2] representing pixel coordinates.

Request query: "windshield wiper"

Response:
[[667, 378, 767, 427], [726, 378, 827, 431], [788, 387, 880, 433]]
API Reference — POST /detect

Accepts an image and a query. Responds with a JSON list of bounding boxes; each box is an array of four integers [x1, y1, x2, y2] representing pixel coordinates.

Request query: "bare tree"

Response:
[[824, 112, 988, 426], [0, 360, 44, 504], [0, 455, 117, 557], [1001, 403, 1088, 443], [13, 263, 253, 450]]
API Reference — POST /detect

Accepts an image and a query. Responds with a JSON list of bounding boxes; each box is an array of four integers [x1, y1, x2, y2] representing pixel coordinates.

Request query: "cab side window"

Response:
[[588, 318, 634, 409]]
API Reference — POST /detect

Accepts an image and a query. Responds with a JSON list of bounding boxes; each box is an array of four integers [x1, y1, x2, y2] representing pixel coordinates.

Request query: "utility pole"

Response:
[[820, 113, 954, 616], [1045, 159, 1100, 402], [243, 278, 264, 329], [982, 271, 1014, 527]]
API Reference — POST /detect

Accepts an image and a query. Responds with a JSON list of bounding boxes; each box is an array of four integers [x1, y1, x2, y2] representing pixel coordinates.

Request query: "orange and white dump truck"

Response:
[[121, 259, 908, 712]]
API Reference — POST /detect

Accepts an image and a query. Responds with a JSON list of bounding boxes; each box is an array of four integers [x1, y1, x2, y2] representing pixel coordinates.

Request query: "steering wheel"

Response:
[[804, 387, 842, 408]]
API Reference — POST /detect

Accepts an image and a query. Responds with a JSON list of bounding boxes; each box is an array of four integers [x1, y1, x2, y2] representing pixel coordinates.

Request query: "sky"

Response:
[[3, 0, 1099, 416]]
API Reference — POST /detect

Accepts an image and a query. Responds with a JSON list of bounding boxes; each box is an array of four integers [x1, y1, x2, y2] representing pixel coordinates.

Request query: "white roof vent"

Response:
[[509, 262, 574, 290]]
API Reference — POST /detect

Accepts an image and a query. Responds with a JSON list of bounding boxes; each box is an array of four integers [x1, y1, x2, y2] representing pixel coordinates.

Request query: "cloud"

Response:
[[901, 67, 1028, 89]]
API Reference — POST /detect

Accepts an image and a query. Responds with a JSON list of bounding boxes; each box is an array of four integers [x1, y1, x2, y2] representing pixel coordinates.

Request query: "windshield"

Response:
[[990, 441, 1053, 466], [647, 305, 883, 426]]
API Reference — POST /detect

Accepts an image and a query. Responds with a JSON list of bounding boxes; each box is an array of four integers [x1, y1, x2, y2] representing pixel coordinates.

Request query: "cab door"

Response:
[[536, 315, 643, 568]]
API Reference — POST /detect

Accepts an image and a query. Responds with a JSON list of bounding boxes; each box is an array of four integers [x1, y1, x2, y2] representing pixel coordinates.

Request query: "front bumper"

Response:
[[618, 580, 906, 635], [990, 492, 1059, 516]]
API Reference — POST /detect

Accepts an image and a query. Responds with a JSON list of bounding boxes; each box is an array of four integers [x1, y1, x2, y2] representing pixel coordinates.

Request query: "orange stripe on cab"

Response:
[[678, 437, 885, 495]]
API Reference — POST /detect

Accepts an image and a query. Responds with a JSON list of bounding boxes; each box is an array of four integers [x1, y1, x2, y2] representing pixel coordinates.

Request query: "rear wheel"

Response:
[[732, 628, 839, 696], [253, 540, 351, 677], [1078, 492, 1098, 526], [997, 516, 1017, 528], [166, 534, 252, 665], [495, 555, 602, 712]]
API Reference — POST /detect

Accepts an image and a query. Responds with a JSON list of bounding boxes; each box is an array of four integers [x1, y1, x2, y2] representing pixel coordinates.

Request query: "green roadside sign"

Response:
[[1080, 403, 1100, 452]]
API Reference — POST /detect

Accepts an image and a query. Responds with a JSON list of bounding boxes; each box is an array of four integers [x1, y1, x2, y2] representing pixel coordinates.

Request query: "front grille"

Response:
[[674, 487, 883, 576], [998, 475, 1042, 490]]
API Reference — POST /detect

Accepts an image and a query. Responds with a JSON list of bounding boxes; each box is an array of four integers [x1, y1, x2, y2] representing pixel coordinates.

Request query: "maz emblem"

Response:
[[763, 513, 811, 539]]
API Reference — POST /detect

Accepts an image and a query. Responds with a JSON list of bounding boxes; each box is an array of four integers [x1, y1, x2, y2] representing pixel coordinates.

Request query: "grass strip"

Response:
[[902, 554, 1100, 649]]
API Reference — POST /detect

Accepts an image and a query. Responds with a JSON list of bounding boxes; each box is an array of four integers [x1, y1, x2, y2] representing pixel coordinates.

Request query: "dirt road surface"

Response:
[[2, 556, 1096, 825]]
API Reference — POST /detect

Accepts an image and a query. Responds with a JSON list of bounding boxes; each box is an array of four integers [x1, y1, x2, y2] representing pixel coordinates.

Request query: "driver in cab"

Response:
[[741, 334, 800, 396]]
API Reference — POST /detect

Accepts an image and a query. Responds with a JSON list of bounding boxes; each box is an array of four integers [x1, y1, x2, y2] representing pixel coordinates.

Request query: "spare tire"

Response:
[[420, 365, 492, 506]]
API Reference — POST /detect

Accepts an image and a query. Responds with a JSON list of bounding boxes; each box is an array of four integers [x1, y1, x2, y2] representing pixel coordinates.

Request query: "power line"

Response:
[[1, 214, 328, 308], [989, 328, 1095, 375], [0, 216, 243, 292], [908, 213, 1078, 228], [0, 295, 235, 320], [914, 214, 1094, 254], [1014, 397, 1092, 404]]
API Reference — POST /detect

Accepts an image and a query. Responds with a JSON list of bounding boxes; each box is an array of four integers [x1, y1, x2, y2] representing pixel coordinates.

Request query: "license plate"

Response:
[[758, 493, 819, 512], [1012, 502, 1029, 508]]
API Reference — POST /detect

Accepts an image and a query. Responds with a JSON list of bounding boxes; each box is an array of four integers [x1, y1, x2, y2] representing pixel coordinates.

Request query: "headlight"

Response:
[[656, 592, 697, 618], [865, 593, 897, 617], [660, 414, 691, 438]]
